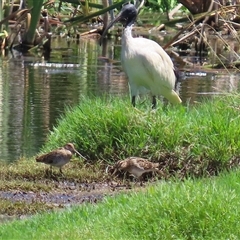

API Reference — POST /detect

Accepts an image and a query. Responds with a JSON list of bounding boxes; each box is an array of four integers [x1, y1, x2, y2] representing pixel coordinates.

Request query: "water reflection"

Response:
[[0, 36, 239, 162], [180, 72, 240, 103]]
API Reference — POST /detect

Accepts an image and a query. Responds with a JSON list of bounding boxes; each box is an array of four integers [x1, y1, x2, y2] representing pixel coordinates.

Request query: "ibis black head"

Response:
[[115, 4, 138, 27], [100, 4, 138, 45]]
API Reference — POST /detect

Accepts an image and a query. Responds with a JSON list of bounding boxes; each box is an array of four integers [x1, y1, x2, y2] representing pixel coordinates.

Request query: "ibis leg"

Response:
[[152, 96, 157, 109], [131, 96, 136, 107]]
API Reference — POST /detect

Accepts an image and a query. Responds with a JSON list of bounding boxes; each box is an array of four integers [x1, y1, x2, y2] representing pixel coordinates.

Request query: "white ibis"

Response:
[[100, 4, 182, 108]]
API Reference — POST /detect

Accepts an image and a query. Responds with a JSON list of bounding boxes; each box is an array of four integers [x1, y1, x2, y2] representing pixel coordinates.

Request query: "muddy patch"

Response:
[[0, 179, 138, 223], [0, 181, 129, 205]]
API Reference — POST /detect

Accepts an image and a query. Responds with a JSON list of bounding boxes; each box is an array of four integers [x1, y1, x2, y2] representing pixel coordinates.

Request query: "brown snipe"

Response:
[[36, 143, 86, 174], [111, 157, 159, 179]]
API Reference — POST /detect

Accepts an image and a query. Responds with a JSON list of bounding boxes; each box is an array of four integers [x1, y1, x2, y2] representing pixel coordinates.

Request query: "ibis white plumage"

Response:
[[100, 4, 182, 108]]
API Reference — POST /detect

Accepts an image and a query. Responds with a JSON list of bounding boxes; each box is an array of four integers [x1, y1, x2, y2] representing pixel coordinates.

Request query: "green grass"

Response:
[[42, 94, 240, 175], [1, 170, 240, 239], [1, 95, 240, 237]]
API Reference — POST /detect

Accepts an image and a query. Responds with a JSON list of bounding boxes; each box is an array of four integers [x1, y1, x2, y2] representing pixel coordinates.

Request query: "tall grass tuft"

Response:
[[43, 94, 240, 173]]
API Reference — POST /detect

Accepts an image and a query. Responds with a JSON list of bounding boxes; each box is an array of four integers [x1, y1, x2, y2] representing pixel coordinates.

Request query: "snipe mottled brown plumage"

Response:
[[112, 157, 159, 179], [36, 143, 86, 174]]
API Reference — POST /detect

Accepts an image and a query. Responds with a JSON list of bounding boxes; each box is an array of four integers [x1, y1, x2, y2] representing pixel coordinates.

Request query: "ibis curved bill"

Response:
[[100, 4, 182, 108]]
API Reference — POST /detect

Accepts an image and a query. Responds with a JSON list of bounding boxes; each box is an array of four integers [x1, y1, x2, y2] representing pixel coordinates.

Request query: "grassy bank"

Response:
[[1, 94, 240, 217], [43, 94, 240, 176], [1, 170, 240, 239]]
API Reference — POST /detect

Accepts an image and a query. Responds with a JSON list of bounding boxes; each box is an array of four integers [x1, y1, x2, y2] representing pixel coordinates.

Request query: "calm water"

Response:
[[0, 34, 240, 162]]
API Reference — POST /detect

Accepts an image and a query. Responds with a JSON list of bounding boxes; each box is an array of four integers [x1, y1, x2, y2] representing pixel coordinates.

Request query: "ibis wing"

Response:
[[137, 49, 176, 90], [135, 38, 175, 84]]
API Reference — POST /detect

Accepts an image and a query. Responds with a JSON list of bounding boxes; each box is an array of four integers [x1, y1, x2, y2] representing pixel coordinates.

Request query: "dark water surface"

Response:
[[0, 34, 239, 162]]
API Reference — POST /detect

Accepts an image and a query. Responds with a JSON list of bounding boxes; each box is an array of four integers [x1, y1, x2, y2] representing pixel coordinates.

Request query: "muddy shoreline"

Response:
[[0, 179, 140, 223], [0, 181, 128, 205]]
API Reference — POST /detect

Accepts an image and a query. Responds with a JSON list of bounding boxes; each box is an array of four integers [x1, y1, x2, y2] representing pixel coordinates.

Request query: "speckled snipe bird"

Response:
[[112, 157, 159, 179], [36, 143, 86, 174]]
